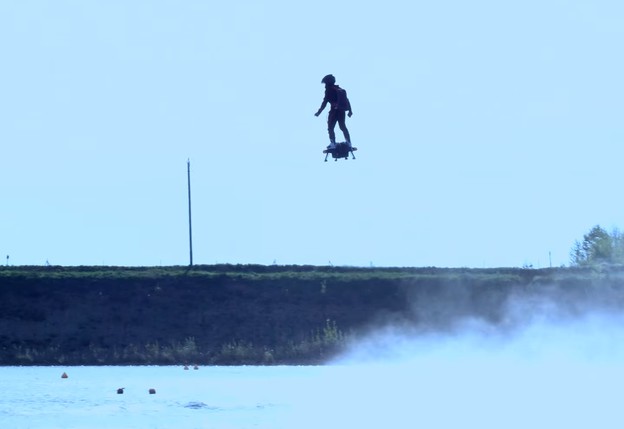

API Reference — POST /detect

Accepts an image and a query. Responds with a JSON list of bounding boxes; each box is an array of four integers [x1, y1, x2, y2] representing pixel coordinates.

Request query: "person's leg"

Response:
[[327, 111, 338, 144], [337, 111, 351, 143]]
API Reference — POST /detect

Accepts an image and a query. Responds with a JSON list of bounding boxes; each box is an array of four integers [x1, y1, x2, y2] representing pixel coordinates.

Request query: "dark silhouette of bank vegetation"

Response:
[[2, 264, 624, 365]]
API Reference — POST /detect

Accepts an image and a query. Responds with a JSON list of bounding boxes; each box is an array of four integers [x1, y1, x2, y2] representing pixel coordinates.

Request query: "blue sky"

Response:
[[1, 0, 623, 267]]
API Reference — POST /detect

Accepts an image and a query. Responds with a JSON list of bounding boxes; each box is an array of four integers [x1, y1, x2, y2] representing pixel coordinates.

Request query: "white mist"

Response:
[[292, 291, 624, 429]]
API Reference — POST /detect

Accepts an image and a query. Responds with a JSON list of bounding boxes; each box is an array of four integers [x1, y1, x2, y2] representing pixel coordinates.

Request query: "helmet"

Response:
[[321, 74, 336, 85]]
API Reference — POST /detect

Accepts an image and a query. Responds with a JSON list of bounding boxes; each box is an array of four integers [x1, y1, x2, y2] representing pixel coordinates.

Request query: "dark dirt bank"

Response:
[[1, 264, 622, 365]]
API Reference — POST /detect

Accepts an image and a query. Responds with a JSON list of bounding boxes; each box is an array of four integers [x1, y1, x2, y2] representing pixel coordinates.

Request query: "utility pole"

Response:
[[187, 159, 193, 266]]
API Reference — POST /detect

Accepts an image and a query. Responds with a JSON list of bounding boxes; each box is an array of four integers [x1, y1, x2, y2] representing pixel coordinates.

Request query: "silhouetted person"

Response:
[[315, 74, 352, 149]]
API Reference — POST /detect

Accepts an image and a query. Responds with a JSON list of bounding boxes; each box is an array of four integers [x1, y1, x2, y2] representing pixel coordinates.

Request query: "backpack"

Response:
[[334, 86, 350, 111]]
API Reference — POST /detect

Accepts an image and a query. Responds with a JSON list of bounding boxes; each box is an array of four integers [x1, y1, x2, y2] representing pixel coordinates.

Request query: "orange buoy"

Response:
[[61, 372, 68, 379], [149, 388, 156, 394]]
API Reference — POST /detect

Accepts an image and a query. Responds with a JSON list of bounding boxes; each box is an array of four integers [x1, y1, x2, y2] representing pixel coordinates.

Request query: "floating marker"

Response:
[[117, 388, 125, 394], [193, 365, 199, 370], [61, 372, 68, 379], [184, 365, 189, 370], [149, 388, 156, 394]]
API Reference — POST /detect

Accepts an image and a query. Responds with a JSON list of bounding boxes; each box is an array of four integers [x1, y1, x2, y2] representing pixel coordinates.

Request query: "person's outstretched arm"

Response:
[[315, 100, 328, 116]]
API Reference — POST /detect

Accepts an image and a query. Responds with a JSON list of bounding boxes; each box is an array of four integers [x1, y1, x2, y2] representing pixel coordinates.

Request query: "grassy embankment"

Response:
[[1, 264, 622, 365]]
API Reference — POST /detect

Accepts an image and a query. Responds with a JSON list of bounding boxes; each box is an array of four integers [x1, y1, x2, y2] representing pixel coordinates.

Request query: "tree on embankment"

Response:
[[570, 225, 624, 266]]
